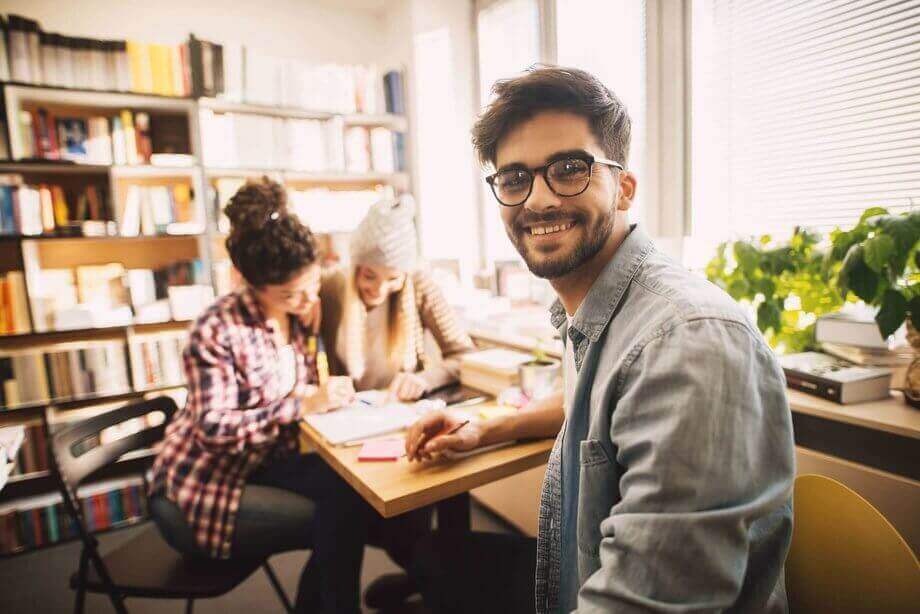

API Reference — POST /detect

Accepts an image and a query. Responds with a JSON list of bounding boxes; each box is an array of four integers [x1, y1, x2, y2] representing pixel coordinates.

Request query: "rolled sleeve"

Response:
[[576, 317, 794, 612]]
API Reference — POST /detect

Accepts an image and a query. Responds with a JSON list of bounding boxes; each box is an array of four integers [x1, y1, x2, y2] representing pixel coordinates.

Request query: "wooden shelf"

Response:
[[4, 83, 197, 112], [0, 161, 110, 174], [0, 383, 186, 415], [2, 233, 204, 243], [198, 97, 407, 129], [1, 80, 193, 102], [787, 389, 920, 440], [282, 170, 408, 185], [0, 320, 192, 343]]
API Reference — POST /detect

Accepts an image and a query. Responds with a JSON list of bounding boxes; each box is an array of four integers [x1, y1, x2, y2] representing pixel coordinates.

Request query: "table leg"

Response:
[[436, 492, 471, 532]]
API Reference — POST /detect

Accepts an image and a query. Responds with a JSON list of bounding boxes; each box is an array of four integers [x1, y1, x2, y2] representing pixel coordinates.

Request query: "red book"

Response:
[[93, 494, 108, 530], [35, 110, 60, 160]]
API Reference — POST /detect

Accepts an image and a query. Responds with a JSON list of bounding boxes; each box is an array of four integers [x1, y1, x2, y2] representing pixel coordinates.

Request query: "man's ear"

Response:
[[616, 171, 637, 211]]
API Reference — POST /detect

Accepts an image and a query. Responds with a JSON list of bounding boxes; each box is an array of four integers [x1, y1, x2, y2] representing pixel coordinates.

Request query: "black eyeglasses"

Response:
[[485, 153, 624, 207]]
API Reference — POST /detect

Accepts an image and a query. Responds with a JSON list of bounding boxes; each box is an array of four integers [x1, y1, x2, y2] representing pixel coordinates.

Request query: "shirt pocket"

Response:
[[577, 438, 618, 563]]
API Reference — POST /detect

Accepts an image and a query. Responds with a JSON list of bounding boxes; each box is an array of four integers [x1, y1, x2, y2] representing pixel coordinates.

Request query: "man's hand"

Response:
[[302, 376, 355, 415], [405, 411, 483, 461], [388, 372, 428, 402]]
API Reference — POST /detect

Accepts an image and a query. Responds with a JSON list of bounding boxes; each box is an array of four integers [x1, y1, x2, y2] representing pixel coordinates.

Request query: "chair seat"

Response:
[[71, 524, 265, 599]]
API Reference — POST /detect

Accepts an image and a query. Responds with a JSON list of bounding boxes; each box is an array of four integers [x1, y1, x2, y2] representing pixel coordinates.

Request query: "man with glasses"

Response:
[[406, 66, 794, 613]]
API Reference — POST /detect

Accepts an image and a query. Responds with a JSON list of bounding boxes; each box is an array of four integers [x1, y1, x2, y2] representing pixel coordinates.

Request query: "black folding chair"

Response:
[[48, 396, 294, 613]]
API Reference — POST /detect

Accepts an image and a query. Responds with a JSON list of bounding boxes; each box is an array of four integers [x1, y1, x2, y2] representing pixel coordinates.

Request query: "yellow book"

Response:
[[126, 40, 144, 92], [0, 277, 8, 334], [150, 44, 171, 96], [51, 186, 69, 226], [135, 42, 154, 93]]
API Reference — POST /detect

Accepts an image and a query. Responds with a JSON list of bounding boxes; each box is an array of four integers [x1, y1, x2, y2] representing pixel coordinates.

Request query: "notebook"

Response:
[[304, 399, 444, 446]]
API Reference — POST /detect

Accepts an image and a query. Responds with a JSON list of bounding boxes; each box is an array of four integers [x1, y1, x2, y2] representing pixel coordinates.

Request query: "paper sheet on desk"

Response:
[[305, 397, 445, 445]]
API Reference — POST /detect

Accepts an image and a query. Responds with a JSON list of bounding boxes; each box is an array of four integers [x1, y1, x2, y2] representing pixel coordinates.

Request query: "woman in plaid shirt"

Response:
[[149, 179, 371, 614]]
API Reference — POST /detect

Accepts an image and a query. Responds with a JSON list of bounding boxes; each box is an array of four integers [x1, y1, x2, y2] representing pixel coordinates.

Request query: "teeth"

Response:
[[530, 223, 572, 236]]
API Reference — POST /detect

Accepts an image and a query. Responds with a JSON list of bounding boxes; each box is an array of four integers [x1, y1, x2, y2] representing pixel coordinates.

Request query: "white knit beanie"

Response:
[[350, 194, 418, 271]]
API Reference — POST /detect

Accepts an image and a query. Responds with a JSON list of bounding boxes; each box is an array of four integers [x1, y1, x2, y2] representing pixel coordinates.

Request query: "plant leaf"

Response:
[[734, 242, 760, 275], [837, 245, 879, 302], [864, 234, 895, 273], [875, 290, 907, 338], [859, 206, 889, 223], [757, 300, 782, 334]]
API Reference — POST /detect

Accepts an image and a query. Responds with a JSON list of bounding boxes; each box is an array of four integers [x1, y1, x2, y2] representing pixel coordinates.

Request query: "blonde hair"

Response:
[[337, 266, 419, 380]]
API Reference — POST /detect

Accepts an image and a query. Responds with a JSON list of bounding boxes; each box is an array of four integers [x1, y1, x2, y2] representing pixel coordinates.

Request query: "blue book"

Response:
[[0, 186, 15, 234]]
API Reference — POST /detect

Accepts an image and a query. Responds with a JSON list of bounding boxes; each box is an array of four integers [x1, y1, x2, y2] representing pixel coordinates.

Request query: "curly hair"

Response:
[[224, 178, 318, 287]]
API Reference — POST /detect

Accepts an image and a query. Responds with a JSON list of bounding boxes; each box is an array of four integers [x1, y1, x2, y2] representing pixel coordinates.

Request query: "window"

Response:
[[477, 0, 542, 264], [691, 0, 920, 247], [556, 0, 648, 225]]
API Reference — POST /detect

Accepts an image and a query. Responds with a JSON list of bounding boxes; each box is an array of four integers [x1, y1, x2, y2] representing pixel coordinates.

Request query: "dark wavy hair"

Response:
[[224, 178, 318, 287], [472, 65, 632, 167]]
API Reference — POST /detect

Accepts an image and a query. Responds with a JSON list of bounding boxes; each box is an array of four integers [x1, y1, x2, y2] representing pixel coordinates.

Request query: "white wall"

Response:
[[1, 0, 390, 65]]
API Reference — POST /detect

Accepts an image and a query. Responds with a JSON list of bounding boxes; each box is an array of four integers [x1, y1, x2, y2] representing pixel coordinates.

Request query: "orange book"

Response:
[[0, 277, 8, 334]]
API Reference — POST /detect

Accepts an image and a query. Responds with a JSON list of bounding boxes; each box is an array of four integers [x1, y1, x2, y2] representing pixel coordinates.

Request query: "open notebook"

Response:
[[304, 397, 445, 446]]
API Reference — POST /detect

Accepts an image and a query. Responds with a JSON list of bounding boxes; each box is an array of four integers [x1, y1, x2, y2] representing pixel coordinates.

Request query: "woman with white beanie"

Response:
[[319, 194, 476, 609], [320, 194, 476, 401]]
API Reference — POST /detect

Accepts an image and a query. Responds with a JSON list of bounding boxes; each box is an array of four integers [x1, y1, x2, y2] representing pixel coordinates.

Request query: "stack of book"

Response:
[[460, 348, 535, 396], [343, 127, 404, 174], [117, 183, 202, 237], [15, 108, 186, 166], [44, 341, 132, 402], [0, 14, 206, 96], [0, 478, 148, 555], [128, 331, 187, 391], [29, 258, 207, 331], [816, 311, 910, 389], [0, 271, 31, 334], [779, 351, 893, 404], [0, 351, 50, 407], [0, 175, 111, 237], [199, 111, 346, 171]]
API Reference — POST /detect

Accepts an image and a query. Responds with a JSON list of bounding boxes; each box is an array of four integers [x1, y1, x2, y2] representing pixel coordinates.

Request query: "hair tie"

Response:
[[269, 210, 281, 222]]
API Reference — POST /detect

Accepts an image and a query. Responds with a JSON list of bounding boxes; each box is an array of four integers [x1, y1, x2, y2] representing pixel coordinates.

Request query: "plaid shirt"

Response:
[[149, 288, 320, 558]]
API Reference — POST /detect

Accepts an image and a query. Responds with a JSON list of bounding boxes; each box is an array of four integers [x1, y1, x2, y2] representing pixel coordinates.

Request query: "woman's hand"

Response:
[[388, 372, 428, 402], [301, 376, 355, 415], [405, 411, 484, 461]]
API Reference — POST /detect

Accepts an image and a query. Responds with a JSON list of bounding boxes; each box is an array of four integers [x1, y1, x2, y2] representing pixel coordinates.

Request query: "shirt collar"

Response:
[[549, 224, 654, 342]]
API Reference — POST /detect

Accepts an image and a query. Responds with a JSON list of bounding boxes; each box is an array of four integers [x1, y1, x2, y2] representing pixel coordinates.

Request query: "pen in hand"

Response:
[[443, 420, 469, 436]]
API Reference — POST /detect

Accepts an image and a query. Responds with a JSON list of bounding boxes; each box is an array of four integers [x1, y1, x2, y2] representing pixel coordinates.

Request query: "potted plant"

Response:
[[518, 340, 561, 401], [827, 207, 920, 406], [706, 228, 843, 353]]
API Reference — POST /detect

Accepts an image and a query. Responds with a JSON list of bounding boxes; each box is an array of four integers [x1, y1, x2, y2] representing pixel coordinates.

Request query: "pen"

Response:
[[444, 420, 469, 436]]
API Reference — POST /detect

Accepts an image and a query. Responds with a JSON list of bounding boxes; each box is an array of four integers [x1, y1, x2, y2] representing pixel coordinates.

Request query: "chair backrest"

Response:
[[786, 474, 920, 613], [50, 396, 178, 493]]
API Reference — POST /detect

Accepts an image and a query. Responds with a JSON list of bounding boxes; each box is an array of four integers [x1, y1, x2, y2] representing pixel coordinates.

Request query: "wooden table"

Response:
[[299, 406, 554, 528]]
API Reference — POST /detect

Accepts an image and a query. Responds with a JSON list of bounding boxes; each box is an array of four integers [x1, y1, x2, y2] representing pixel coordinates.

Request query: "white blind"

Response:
[[691, 0, 920, 241]]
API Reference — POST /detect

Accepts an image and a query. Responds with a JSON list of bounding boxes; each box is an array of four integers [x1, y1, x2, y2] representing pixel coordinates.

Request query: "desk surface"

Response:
[[299, 409, 554, 518], [469, 329, 920, 440]]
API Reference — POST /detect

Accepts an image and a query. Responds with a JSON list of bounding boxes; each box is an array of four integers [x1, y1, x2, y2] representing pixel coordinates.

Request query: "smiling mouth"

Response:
[[527, 222, 575, 236]]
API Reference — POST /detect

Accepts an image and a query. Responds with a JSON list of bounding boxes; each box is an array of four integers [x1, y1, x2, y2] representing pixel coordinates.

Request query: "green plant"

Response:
[[706, 228, 844, 352], [827, 208, 920, 337]]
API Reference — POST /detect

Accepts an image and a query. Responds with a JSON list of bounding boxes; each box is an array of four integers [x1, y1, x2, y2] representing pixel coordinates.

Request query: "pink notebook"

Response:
[[358, 438, 406, 462]]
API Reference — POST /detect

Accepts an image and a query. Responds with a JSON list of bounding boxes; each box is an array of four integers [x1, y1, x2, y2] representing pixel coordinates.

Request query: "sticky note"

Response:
[[358, 438, 406, 462]]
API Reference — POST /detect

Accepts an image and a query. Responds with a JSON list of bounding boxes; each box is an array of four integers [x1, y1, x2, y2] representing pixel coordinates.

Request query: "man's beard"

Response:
[[508, 208, 614, 279]]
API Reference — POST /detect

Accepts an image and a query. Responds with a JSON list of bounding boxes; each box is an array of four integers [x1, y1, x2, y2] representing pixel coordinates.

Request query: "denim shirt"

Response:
[[535, 226, 795, 613]]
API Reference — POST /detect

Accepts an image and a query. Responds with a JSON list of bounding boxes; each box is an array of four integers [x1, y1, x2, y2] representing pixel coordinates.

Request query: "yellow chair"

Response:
[[786, 474, 920, 613]]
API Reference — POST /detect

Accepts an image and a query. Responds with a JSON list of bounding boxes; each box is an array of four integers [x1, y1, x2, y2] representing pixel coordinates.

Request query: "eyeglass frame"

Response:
[[484, 152, 625, 207]]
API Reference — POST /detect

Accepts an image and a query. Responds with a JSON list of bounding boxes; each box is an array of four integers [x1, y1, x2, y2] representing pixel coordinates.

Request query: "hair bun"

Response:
[[224, 177, 288, 234]]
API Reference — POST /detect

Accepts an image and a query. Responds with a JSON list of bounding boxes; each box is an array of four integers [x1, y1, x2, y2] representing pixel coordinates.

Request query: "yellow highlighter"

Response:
[[316, 350, 329, 386]]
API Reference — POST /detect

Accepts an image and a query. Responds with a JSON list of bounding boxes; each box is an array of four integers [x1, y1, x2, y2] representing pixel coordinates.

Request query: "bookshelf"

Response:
[[0, 19, 413, 554]]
